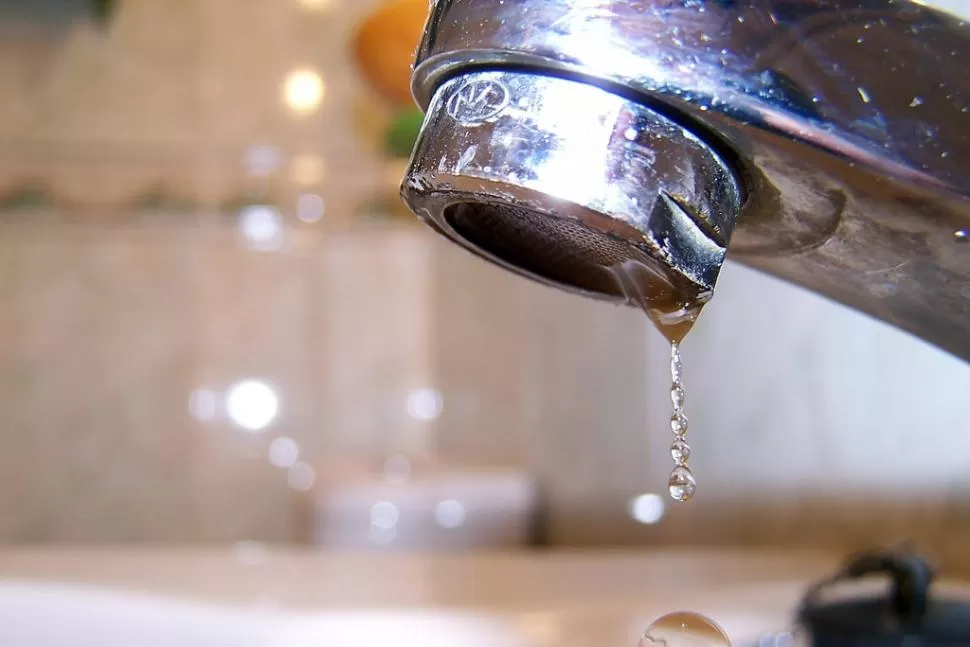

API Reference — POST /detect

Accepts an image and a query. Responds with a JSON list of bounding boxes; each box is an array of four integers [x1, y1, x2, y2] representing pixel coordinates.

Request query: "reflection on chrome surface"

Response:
[[402, 0, 970, 359]]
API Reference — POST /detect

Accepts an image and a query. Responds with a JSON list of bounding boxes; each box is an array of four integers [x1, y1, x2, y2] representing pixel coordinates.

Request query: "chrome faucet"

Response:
[[400, 0, 970, 359]]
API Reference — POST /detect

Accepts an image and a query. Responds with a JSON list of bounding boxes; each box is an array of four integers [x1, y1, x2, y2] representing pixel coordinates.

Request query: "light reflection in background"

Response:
[[269, 437, 300, 468], [370, 501, 401, 546], [297, 0, 336, 12], [297, 193, 325, 223], [628, 493, 665, 525], [284, 68, 325, 114], [434, 499, 467, 528], [406, 388, 444, 421], [370, 501, 400, 530], [238, 205, 284, 251], [288, 462, 317, 491], [225, 380, 280, 432]]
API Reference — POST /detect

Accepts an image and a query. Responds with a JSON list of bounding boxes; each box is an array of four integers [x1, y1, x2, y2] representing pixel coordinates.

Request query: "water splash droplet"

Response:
[[668, 465, 697, 502], [641, 612, 731, 647]]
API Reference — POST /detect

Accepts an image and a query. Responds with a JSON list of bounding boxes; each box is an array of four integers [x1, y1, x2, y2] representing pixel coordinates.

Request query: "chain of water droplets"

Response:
[[668, 342, 696, 502]]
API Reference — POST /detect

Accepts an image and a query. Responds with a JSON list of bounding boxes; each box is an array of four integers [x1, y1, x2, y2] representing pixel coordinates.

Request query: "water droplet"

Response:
[[641, 612, 731, 647], [955, 229, 968, 242], [671, 384, 686, 409], [668, 465, 696, 502], [670, 345, 683, 382], [670, 412, 688, 436], [624, 127, 639, 141], [670, 440, 691, 464], [909, 96, 924, 107]]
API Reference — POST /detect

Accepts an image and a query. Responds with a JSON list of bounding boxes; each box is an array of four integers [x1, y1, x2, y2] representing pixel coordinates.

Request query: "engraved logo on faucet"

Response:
[[446, 79, 510, 125]]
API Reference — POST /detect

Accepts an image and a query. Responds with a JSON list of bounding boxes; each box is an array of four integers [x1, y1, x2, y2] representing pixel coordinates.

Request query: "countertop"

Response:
[[0, 547, 838, 609], [0, 548, 843, 646]]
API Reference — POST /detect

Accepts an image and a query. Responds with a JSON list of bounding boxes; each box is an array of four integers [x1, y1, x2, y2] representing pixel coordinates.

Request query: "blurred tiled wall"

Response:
[[0, 222, 437, 542], [1, 0, 969, 562], [436, 246, 970, 569], [0, 0, 432, 542]]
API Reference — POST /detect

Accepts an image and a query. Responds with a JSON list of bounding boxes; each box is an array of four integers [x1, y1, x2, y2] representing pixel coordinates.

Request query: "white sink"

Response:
[[0, 583, 539, 647], [0, 582, 799, 647], [0, 549, 836, 647]]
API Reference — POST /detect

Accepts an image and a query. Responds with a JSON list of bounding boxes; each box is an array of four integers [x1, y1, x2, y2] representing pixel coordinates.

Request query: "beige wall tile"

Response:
[[1, 0, 969, 557], [0, 230, 198, 541]]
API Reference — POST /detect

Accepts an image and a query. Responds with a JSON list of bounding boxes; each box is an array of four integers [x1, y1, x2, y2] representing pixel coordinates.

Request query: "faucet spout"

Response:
[[401, 0, 970, 359]]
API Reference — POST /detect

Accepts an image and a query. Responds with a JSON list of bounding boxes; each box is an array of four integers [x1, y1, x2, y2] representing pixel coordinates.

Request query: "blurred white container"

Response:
[[308, 457, 539, 550]]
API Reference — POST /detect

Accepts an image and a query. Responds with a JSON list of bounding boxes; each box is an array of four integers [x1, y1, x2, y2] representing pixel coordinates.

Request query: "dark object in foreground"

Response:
[[798, 549, 970, 647]]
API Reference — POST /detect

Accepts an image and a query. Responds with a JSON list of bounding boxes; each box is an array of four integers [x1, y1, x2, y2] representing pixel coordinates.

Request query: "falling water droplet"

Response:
[[670, 349, 683, 382], [641, 612, 732, 647], [670, 439, 691, 464], [666, 342, 696, 501], [668, 465, 697, 502], [670, 412, 688, 436], [909, 96, 924, 107], [605, 264, 703, 504], [671, 384, 686, 409]]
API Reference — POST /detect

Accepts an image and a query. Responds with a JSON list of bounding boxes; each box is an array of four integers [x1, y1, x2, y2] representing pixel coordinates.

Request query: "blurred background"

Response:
[[0, 0, 969, 572]]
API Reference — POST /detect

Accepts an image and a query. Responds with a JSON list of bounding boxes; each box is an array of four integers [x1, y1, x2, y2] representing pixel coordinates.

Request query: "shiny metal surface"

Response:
[[404, 70, 742, 307], [401, 0, 970, 359]]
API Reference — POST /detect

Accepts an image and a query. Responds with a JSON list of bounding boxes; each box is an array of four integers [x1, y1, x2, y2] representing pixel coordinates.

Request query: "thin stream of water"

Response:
[[606, 259, 704, 502]]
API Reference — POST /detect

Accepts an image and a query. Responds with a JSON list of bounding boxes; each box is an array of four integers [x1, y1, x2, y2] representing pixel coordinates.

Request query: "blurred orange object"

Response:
[[352, 0, 429, 106]]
